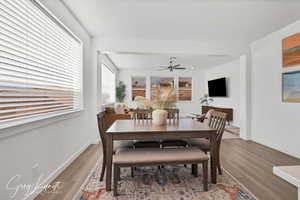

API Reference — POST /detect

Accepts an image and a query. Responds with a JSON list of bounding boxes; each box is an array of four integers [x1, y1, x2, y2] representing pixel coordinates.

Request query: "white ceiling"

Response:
[[63, 0, 300, 42], [62, 0, 300, 69]]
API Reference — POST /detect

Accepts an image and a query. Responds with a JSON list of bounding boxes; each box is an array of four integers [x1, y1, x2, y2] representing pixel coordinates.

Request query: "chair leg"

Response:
[[118, 167, 121, 181], [217, 151, 222, 175], [100, 154, 106, 182], [218, 163, 222, 175], [203, 161, 208, 191], [131, 167, 134, 178], [192, 164, 198, 177], [113, 165, 119, 196]]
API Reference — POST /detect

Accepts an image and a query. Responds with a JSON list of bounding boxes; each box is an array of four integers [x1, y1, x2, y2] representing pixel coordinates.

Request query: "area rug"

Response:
[[75, 162, 256, 200]]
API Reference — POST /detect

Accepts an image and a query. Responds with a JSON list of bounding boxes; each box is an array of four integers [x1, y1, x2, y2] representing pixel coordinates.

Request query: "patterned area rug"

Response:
[[75, 162, 256, 200]]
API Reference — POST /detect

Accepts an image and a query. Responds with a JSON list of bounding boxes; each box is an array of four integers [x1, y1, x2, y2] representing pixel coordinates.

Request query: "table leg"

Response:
[[210, 135, 217, 184], [106, 135, 113, 191]]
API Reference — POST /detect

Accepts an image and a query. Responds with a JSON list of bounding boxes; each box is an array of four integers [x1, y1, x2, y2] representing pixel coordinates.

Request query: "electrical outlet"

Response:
[[32, 164, 40, 179]]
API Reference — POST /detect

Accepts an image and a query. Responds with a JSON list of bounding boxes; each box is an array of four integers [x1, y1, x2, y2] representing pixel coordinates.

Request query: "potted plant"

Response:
[[115, 81, 128, 114], [200, 94, 213, 106], [116, 81, 126, 102]]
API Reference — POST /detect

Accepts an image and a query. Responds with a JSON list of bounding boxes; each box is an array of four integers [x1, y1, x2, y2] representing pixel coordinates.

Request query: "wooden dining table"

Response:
[[105, 118, 218, 191]]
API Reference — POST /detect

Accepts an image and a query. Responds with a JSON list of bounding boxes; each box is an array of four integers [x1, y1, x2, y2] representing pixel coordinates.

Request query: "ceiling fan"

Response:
[[158, 57, 187, 72]]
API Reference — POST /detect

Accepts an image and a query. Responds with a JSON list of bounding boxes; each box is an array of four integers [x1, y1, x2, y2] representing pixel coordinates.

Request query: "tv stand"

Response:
[[202, 105, 233, 123]]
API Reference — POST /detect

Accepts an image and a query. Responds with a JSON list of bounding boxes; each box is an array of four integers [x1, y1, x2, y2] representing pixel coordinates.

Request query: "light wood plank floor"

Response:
[[35, 139, 300, 200], [221, 139, 300, 200], [35, 145, 100, 200]]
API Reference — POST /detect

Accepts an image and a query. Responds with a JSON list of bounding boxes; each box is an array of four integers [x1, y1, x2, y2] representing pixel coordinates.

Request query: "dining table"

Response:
[[105, 118, 218, 191]]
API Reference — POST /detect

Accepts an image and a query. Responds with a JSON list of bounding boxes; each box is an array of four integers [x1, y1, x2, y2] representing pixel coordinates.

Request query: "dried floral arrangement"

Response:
[[134, 87, 177, 110]]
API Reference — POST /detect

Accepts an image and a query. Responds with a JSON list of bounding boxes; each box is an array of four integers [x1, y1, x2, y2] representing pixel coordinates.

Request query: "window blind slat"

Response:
[[0, 24, 80, 68], [0, 70, 75, 88], [0, 12, 80, 63], [0, 106, 74, 121], [0, 0, 82, 129], [0, 47, 79, 79], [0, 34, 80, 75], [0, 98, 74, 103], [1, 1, 76, 49], [0, 61, 74, 84]]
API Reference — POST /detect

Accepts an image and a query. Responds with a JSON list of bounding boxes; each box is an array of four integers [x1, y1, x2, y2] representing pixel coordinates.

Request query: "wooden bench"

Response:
[[113, 147, 209, 196]]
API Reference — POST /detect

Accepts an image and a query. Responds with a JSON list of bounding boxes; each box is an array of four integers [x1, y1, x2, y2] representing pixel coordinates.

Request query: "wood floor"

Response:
[[35, 139, 300, 200], [221, 139, 300, 200], [35, 145, 100, 200]]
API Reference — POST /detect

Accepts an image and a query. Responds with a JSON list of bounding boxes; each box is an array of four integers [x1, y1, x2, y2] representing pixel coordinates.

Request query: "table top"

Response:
[[106, 119, 216, 134]]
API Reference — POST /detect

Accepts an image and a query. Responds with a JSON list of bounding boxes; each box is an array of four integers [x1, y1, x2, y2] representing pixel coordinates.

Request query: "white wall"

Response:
[[204, 59, 241, 127], [250, 19, 300, 159], [118, 69, 206, 117], [0, 1, 99, 199]]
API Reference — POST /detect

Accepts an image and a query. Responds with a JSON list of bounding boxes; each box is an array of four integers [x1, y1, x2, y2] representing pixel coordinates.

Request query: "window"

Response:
[[101, 63, 116, 105], [0, 0, 83, 129]]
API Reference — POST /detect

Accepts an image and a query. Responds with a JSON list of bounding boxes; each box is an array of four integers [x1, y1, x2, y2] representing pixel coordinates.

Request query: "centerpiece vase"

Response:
[[152, 109, 168, 125]]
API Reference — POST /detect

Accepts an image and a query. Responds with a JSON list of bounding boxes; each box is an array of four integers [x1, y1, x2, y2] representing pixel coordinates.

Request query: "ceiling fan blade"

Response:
[[174, 67, 186, 70], [173, 64, 181, 68]]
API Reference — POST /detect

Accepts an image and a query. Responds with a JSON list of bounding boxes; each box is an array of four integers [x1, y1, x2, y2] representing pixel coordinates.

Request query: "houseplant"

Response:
[[115, 81, 127, 114], [116, 81, 126, 102], [134, 87, 177, 125], [200, 94, 213, 106]]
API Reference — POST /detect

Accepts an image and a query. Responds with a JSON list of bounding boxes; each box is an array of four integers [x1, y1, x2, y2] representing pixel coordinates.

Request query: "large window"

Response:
[[0, 0, 83, 129], [101, 63, 116, 105]]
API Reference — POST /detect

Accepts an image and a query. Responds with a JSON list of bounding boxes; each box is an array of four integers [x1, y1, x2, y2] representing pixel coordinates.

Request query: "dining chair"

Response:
[[189, 111, 227, 175], [161, 108, 189, 148], [97, 112, 133, 181], [132, 108, 161, 148]]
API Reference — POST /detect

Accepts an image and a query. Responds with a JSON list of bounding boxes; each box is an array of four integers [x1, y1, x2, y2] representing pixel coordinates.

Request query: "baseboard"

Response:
[[25, 141, 91, 200], [251, 138, 300, 160]]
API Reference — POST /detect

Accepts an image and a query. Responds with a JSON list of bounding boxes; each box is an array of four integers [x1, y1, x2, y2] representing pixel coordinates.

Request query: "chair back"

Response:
[[208, 111, 227, 144], [132, 108, 153, 121], [97, 112, 107, 153], [203, 109, 214, 125], [165, 108, 179, 121]]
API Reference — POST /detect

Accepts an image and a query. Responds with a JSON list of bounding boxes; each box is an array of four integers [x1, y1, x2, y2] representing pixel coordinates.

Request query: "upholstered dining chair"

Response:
[[131, 108, 161, 148], [189, 111, 227, 175], [161, 108, 189, 148], [97, 112, 133, 181]]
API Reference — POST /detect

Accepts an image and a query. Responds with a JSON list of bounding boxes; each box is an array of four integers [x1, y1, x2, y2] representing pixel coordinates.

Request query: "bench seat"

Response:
[[114, 147, 209, 165], [113, 147, 209, 196]]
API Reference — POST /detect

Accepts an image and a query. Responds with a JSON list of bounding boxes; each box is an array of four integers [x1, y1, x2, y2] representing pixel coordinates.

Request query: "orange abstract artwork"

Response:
[[283, 33, 300, 67], [132, 77, 146, 101]]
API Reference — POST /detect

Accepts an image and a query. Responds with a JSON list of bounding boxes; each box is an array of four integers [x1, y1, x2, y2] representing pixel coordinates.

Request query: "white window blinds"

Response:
[[0, 0, 83, 129]]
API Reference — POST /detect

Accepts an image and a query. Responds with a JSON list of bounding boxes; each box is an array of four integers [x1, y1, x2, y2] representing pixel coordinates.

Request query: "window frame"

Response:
[[0, 0, 84, 130], [101, 62, 116, 106]]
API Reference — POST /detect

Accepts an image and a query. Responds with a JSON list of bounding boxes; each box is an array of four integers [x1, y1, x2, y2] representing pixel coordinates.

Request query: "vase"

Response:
[[152, 109, 168, 125]]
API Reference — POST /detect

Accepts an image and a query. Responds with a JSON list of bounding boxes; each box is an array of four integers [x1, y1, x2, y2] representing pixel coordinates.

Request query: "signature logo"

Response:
[[6, 174, 64, 199]]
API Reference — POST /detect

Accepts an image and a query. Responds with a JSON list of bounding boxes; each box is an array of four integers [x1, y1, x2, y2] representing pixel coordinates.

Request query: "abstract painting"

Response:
[[151, 77, 174, 100], [282, 71, 300, 102], [179, 77, 192, 101], [132, 76, 146, 101], [283, 33, 300, 67]]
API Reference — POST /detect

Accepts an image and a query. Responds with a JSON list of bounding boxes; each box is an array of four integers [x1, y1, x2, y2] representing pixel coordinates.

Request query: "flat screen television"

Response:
[[208, 77, 227, 97]]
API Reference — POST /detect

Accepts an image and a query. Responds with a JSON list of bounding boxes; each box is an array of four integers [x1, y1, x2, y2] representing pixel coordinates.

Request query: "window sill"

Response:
[[0, 109, 84, 139]]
